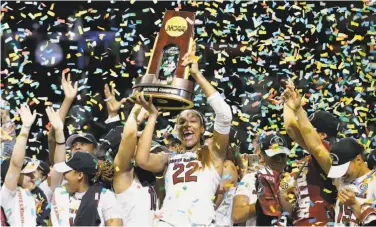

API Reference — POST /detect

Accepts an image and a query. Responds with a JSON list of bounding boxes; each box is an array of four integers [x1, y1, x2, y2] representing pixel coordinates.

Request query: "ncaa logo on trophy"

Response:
[[131, 10, 196, 110]]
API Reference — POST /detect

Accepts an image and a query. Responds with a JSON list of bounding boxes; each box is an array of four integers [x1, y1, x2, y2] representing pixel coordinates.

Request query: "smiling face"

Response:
[[71, 138, 96, 154], [63, 170, 83, 193], [261, 151, 287, 172], [18, 172, 36, 190], [176, 110, 205, 150]]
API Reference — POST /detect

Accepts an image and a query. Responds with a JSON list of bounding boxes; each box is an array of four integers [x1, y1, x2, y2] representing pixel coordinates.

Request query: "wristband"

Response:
[[56, 141, 66, 145]]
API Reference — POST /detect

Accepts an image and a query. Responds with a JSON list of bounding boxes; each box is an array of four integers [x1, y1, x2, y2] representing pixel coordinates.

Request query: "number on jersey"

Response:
[[172, 162, 198, 184]]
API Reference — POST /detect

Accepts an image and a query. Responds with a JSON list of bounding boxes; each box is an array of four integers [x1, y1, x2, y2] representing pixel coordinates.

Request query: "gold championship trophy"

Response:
[[131, 11, 196, 110]]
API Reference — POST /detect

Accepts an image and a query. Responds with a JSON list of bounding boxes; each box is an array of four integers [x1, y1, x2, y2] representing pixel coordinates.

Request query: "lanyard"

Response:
[[17, 190, 24, 226]]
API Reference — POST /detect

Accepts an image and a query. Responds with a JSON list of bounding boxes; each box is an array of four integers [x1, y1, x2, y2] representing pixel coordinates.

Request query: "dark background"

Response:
[[1, 1, 375, 161]]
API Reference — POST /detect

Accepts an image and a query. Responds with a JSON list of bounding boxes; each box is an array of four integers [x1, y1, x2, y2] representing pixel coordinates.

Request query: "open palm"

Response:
[[17, 104, 37, 127], [104, 84, 127, 117], [62, 73, 78, 101], [46, 107, 63, 131]]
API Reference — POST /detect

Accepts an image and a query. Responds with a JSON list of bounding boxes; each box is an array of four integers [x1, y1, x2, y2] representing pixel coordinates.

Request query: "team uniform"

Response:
[[156, 151, 220, 226], [334, 171, 376, 226], [234, 172, 258, 226], [278, 140, 337, 226], [1, 186, 37, 226], [49, 185, 122, 226], [215, 186, 236, 226], [285, 155, 337, 226], [255, 166, 287, 226], [116, 178, 158, 226]]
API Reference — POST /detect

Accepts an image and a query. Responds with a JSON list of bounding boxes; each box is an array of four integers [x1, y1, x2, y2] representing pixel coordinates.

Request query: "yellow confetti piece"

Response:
[[47, 11, 55, 17], [210, 81, 218, 86], [270, 205, 275, 213], [90, 99, 98, 104], [115, 166, 120, 172], [78, 26, 83, 35], [323, 188, 332, 193], [232, 121, 239, 126], [351, 21, 359, 27]]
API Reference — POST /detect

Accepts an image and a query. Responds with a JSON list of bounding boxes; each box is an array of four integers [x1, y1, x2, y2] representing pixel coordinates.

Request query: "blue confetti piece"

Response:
[[309, 218, 317, 224]]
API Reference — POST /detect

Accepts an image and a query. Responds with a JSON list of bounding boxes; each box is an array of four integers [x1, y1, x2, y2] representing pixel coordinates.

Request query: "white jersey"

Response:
[[234, 172, 257, 227], [1, 186, 37, 226], [157, 152, 221, 226], [116, 178, 158, 226], [215, 187, 236, 226], [50, 185, 122, 226], [334, 171, 376, 226]]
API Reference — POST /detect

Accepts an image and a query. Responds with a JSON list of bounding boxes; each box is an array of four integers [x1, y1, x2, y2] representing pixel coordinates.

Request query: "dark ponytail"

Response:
[[90, 160, 114, 187]]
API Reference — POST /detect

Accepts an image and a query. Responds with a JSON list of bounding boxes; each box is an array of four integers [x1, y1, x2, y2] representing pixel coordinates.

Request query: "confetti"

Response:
[[1, 1, 375, 180]]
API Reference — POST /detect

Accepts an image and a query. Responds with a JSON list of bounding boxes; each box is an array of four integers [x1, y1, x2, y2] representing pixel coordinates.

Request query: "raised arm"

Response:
[[134, 94, 168, 173], [214, 159, 238, 208], [45, 107, 66, 192], [113, 104, 141, 194], [48, 73, 77, 165], [283, 102, 310, 152], [284, 86, 331, 174], [4, 104, 36, 191], [182, 44, 232, 161]]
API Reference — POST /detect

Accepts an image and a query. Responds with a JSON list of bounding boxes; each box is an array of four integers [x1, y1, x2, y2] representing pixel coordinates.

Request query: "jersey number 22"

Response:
[[172, 162, 198, 184]]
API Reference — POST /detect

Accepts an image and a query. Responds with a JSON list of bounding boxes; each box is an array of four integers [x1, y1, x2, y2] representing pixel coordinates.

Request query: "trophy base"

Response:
[[131, 83, 194, 110]]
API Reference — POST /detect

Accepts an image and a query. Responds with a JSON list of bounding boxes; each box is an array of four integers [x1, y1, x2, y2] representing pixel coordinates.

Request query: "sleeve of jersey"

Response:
[[100, 189, 124, 222], [235, 173, 257, 204], [207, 91, 232, 135], [360, 179, 376, 225]]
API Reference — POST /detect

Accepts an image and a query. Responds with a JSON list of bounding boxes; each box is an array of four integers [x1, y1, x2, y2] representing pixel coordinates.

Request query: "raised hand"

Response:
[[282, 80, 302, 111], [17, 104, 37, 128], [62, 73, 78, 101], [134, 92, 158, 116], [181, 42, 200, 77], [104, 83, 127, 117], [46, 107, 63, 131]]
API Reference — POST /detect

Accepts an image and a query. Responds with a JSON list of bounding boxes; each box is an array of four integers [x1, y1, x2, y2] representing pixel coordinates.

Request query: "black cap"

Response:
[[38, 161, 50, 176], [328, 138, 364, 178], [259, 132, 291, 157], [66, 133, 98, 148], [54, 151, 99, 176], [309, 111, 339, 137], [367, 149, 376, 170]]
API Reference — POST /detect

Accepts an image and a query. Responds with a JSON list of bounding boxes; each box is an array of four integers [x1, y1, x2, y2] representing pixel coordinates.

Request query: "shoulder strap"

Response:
[[294, 155, 311, 180], [1, 206, 9, 226]]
